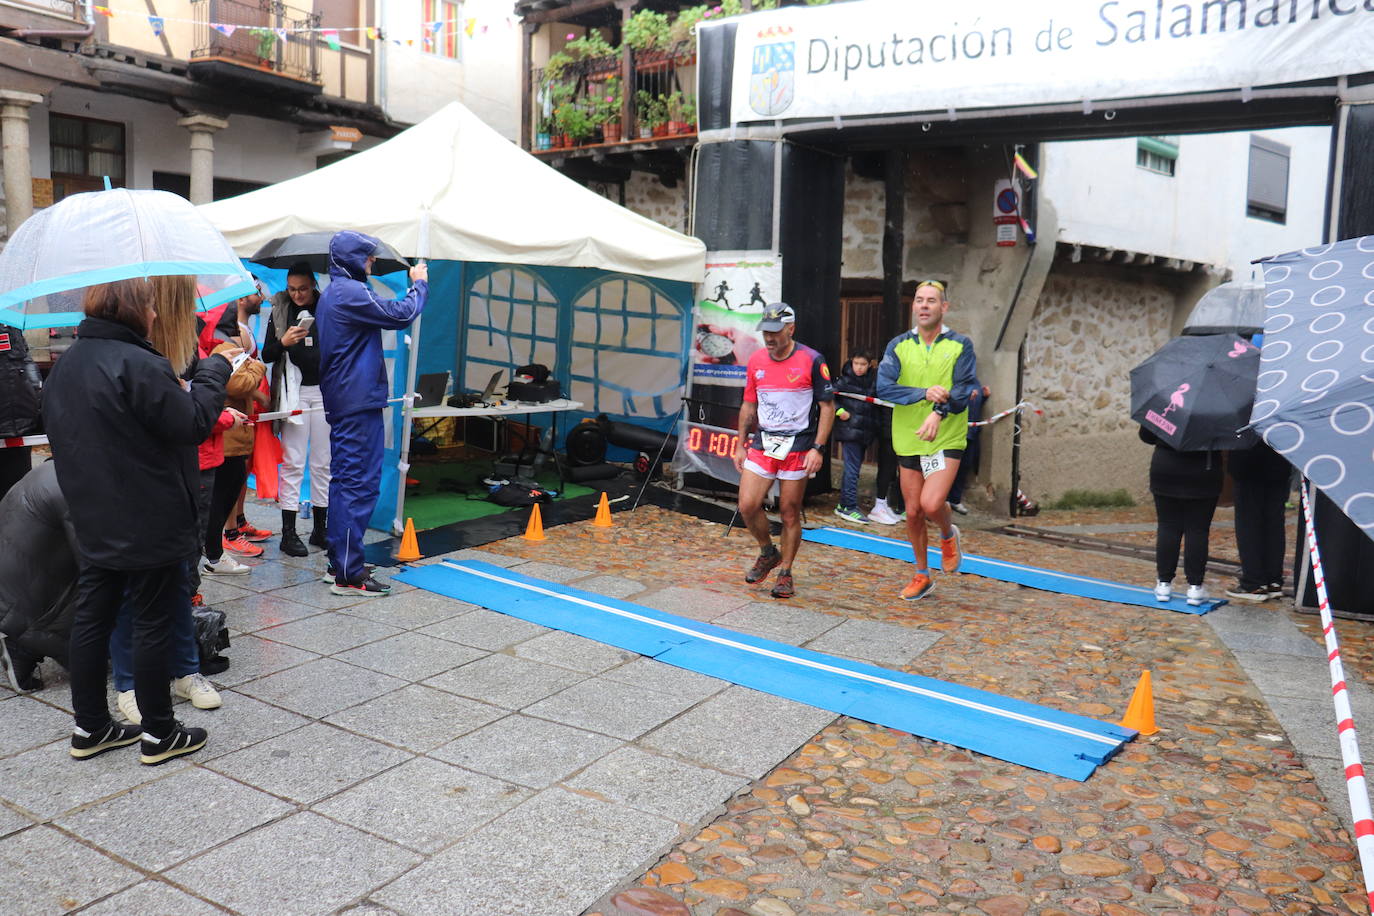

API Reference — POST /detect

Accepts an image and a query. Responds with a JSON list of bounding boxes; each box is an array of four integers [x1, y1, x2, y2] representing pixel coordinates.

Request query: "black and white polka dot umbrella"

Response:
[[1253, 237, 1374, 539]]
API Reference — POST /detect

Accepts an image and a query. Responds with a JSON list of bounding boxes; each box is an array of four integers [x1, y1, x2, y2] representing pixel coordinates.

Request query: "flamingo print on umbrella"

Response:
[[1160, 383, 1191, 417], [1129, 333, 1260, 451]]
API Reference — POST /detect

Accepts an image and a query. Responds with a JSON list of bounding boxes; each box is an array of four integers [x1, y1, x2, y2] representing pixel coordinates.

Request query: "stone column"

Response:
[[176, 113, 228, 205], [1, 90, 44, 241]]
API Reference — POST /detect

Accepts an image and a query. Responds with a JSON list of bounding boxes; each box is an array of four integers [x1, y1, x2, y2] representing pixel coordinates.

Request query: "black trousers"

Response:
[[1233, 475, 1289, 590], [1153, 494, 1218, 586], [204, 456, 248, 561], [69, 562, 184, 736]]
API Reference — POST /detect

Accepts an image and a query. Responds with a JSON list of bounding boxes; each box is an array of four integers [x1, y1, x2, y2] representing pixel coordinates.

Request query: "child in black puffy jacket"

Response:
[[832, 351, 878, 522]]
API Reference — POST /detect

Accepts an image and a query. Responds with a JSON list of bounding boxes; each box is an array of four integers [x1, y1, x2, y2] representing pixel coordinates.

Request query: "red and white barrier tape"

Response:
[[834, 392, 1042, 428], [1301, 481, 1374, 915], [0, 435, 46, 449]]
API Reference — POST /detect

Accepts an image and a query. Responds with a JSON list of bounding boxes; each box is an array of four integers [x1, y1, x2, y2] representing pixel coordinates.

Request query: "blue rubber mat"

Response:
[[803, 526, 1225, 614], [396, 560, 1135, 781]]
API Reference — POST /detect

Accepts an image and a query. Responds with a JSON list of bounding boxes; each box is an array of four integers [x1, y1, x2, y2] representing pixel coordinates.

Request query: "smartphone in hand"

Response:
[[294, 314, 315, 332]]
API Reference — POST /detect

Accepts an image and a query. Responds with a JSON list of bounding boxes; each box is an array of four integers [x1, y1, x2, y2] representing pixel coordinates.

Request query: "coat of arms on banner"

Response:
[[749, 41, 795, 117]]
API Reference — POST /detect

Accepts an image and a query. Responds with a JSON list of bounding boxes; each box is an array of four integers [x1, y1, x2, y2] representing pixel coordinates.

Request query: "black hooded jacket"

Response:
[[42, 317, 230, 569], [0, 461, 79, 664]]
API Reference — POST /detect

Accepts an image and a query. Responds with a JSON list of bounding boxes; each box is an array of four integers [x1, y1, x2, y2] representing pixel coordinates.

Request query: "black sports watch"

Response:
[[811, 443, 826, 452]]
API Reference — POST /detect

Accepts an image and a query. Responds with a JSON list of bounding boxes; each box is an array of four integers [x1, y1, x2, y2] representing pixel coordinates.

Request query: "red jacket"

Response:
[[196, 337, 236, 471]]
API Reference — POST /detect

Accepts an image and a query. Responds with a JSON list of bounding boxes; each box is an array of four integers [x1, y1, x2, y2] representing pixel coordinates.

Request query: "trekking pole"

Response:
[[630, 403, 686, 514]]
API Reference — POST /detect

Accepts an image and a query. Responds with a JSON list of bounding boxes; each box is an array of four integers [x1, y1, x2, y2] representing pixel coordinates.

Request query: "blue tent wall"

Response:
[[371, 260, 693, 532]]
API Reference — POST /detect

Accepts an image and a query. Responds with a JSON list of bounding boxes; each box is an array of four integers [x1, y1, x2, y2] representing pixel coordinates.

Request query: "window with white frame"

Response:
[[1136, 136, 1178, 176], [422, 0, 460, 59], [462, 268, 558, 393], [1247, 136, 1289, 225], [570, 278, 685, 420]]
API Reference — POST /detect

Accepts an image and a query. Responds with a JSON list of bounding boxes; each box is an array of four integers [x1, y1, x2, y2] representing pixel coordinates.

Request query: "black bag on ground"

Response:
[[488, 481, 553, 507], [192, 604, 230, 660]]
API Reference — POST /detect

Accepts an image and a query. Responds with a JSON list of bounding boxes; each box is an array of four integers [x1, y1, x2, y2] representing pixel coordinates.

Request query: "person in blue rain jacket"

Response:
[[316, 230, 428, 596]]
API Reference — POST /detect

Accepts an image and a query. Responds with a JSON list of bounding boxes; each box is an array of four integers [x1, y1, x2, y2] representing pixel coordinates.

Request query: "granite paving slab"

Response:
[[313, 756, 532, 854], [0, 740, 185, 820], [419, 607, 550, 651], [513, 630, 640, 674], [430, 714, 621, 789], [225, 560, 324, 593], [55, 767, 293, 872], [165, 811, 421, 915], [0, 695, 71, 758], [76, 880, 228, 916], [506, 560, 591, 583], [522, 677, 701, 740], [0, 803, 34, 840], [213, 593, 328, 634], [194, 577, 255, 607], [339, 590, 479, 629], [195, 691, 312, 761], [205, 722, 412, 805], [373, 787, 679, 916], [233, 657, 406, 719], [255, 611, 402, 657], [576, 574, 647, 599], [334, 632, 485, 681], [565, 746, 749, 825], [640, 685, 837, 778], [596, 657, 729, 704], [324, 684, 504, 752], [265, 580, 383, 611], [0, 824, 141, 913], [637, 586, 751, 622], [710, 601, 843, 644], [209, 634, 321, 689], [802, 617, 943, 667], [423, 654, 588, 710]]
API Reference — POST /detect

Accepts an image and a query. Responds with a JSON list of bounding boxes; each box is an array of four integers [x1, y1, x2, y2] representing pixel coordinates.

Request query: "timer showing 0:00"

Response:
[[686, 425, 739, 458]]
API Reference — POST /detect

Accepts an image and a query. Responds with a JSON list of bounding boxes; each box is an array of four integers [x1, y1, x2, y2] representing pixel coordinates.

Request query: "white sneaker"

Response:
[[116, 689, 142, 725], [867, 502, 901, 525], [172, 673, 222, 710], [1153, 581, 1172, 602], [1186, 584, 1207, 607], [950, 502, 970, 515], [201, 555, 250, 576]]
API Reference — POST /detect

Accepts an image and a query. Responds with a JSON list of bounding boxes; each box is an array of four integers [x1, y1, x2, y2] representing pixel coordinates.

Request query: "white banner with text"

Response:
[[722, 0, 1372, 124]]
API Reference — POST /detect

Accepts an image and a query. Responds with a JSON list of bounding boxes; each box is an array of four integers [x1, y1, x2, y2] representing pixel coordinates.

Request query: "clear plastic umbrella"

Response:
[[1182, 279, 1266, 336], [0, 188, 256, 331]]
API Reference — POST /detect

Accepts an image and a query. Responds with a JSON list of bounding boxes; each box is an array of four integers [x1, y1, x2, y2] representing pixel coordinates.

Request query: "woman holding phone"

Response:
[[263, 261, 330, 557]]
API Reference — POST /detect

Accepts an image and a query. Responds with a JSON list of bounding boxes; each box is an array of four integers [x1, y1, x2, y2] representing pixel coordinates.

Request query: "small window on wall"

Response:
[[1247, 136, 1289, 225], [1136, 136, 1178, 176], [422, 0, 460, 59], [50, 113, 125, 202]]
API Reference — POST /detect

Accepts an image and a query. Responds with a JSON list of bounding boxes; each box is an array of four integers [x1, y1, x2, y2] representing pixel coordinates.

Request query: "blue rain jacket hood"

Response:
[[316, 230, 427, 421]]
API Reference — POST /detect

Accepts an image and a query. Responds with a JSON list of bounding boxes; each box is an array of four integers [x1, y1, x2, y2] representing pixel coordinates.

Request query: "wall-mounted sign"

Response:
[[994, 179, 1020, 247], [717, 0, 1371, 125]]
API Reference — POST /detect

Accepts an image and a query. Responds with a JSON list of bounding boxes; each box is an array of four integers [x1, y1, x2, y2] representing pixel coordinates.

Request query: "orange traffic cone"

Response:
[[523, 503, 546, 541], [1119, 670, 1159, 736], [395, 518, 422, 562], [593, 492, 613, 528]]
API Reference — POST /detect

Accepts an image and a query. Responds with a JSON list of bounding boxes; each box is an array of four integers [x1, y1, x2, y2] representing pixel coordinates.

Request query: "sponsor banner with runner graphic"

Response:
[[718, 0, 1372, 125], [690, 250, 781, 388]]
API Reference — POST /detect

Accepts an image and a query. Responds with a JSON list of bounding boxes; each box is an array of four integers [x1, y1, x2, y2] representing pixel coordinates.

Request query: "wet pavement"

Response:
[[2, 495, 1371, 915]]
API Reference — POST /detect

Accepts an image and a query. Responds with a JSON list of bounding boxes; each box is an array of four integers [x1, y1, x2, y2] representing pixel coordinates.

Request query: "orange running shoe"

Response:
[[222, 533, 264, 558], [236, 523, 273, 542], [940, 524, 962, 574], [900, 572, 934, 601]]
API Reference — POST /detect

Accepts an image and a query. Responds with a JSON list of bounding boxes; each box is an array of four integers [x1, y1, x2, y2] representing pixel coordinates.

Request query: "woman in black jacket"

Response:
[[1139, 427, 1222, 606], [43, 277, 234, 764]]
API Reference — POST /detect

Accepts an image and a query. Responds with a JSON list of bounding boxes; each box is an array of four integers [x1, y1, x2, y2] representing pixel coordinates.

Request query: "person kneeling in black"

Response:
[[43, 277, 235, 765]]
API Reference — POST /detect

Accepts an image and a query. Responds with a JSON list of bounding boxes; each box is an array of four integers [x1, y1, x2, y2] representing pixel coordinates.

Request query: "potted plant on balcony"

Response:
[[536, 117, 553, 151], [669, 5, 707, 62], [555, 102, 596, 147], [623, 9, 670, 69], [255, 29, 277, 68], [565, 30, 619, 79], [635, 91, 669, 139], [679, 95, 697, 134], [598, 77, 623, 144]]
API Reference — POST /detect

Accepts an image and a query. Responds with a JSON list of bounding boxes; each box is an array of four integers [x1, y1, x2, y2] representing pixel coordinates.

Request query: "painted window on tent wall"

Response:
[[462, 268, 558, 392], [570, 277, 685, 420]]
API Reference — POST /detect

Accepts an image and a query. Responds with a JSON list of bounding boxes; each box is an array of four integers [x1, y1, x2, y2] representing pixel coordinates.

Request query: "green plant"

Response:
[[595, 76, 623, 125], [554, 102, 595, 142], [543, 50, 573, 84], [1048, 488, 1136, 510], [635, 90, 669, 129], [680, 94, 697, 126], [670, 5, 709, 45], [565, 29, 616, 61], [255, 29, 276, 60], [623, 8, 670, 52], [718, 0, 744, 14]]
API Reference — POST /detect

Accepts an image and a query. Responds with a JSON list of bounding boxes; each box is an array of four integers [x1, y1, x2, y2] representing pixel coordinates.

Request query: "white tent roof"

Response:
[[199, 102, 705, 284]]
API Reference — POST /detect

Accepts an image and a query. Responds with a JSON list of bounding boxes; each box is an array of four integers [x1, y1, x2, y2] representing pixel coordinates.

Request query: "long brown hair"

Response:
[[82, 278, 154, 336], [145, 275, 198, 375]]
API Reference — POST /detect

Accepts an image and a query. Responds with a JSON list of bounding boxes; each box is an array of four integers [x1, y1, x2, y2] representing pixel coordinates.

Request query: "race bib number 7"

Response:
[[760, 431, 795, 459], [919, 452, 946, 477]]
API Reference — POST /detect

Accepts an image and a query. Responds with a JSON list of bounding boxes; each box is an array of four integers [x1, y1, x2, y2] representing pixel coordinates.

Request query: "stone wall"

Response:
[[1019, 260, 1182, 504], [623, 172, 688, 235], [840, 154, 956, 281]]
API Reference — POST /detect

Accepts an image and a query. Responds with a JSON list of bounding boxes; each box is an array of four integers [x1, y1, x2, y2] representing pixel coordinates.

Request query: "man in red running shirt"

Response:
[[732, 303, 835, 599]]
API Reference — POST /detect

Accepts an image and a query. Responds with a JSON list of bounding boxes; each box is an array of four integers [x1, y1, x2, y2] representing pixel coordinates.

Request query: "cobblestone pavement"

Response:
[[3, 494, 1371, 915]]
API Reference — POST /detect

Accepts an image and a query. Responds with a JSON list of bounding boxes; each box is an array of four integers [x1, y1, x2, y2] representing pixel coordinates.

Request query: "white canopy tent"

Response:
[[200, 101, 705, 282], [200, 101, 705, 533]]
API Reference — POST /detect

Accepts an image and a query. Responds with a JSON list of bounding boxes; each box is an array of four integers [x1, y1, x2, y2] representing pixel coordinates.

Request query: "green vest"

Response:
[[891, 334, 970, 457]]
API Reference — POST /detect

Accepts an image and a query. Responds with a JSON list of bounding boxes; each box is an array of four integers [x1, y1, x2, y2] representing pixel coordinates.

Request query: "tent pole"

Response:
[[393, 209, 431, 537]]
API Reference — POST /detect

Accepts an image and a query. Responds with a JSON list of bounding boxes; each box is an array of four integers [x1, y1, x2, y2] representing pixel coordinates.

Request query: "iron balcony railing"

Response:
[[189, 0, 321, 85]]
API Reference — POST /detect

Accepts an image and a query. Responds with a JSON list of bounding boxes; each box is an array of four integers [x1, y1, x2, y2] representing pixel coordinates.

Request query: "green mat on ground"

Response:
[[401, 460, 593, 531]]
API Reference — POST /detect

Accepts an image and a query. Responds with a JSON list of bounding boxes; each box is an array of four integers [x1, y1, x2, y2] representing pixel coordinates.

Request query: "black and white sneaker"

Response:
[[320, 562, 376, 584], [70, 721, 142, 759], [1225, 583, 1271, 603], [139, 720, 208, 766], [329, 574, 392, 597]]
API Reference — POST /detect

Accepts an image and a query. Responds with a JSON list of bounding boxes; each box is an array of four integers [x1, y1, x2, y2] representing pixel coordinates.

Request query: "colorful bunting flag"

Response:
[[321, 28, 340, 49], [429, 20, 443, 33], [464, 17, 476, 37], [210, 22, 235, 36], [1013, 152, 1038, 180], [94, 5, 112, 15], [365, 26, 377, 40], [148, 14, 163, 34], [274, 26, 288, 40]]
